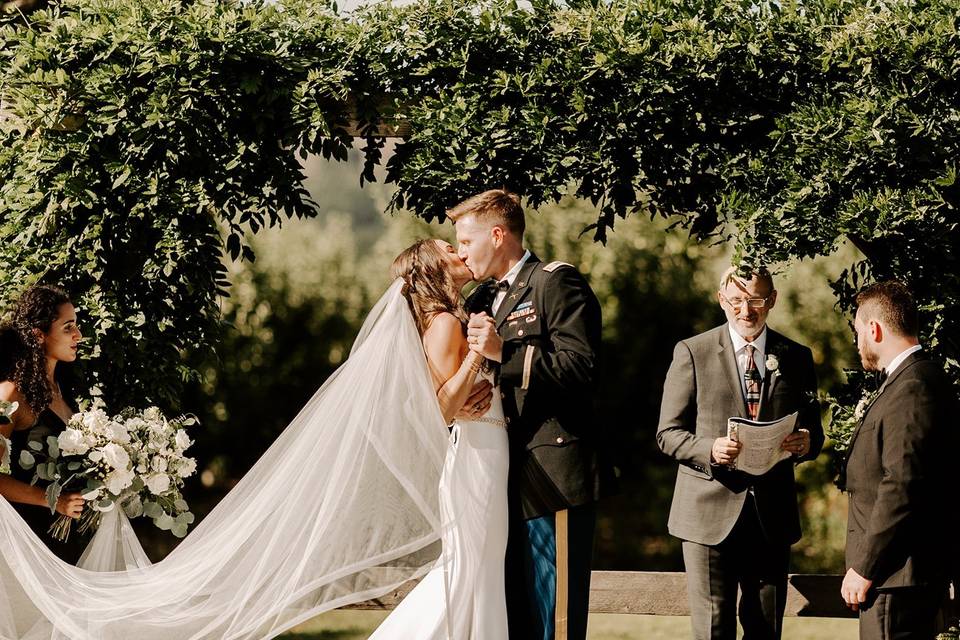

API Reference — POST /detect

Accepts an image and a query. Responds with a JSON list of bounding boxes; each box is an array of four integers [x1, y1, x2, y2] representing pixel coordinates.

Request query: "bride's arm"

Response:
[[423, 313, 485, 424], [0, 384, 84, 517]]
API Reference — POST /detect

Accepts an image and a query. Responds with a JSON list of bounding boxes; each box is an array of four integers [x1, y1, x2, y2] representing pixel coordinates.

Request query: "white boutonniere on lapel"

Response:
[[853, 389, 879, 420], [765, 354, 780, 378]]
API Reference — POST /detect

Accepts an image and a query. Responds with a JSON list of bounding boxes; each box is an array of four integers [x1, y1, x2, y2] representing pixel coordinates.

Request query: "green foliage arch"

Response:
[[1, 0, 957, 409]]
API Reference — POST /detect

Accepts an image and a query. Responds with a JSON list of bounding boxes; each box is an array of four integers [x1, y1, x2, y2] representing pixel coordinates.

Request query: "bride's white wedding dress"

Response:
[[369, 370, 509, 640], [0, 281, 469, 639]]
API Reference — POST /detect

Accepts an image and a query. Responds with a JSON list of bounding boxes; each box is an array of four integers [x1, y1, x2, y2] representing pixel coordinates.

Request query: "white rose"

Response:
[[151, 457, 168, 473], [177, 458, 197, 478], [145, 473, 171, 495], [142, 407, 162, 423], [175, 431, 191, 451], [89, 450, 103, 463], [106, 423, 132, 444], [100, 443, 130, 470], [82, 409, 109, 432], [58, 429, 90, 456], [104, 467, 135, 494]]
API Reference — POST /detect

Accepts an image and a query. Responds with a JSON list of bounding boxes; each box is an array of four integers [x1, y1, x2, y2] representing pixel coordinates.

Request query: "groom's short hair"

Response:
[[446, 189, 525, 237], [856, 281, 919, 338]]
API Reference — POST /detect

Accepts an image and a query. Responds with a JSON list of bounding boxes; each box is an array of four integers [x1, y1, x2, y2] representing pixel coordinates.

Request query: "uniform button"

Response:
[[505, 417, 511, 425], [500, 392, 506, 399], [556, 437, 564, 444], [518, 329, 524, 336]]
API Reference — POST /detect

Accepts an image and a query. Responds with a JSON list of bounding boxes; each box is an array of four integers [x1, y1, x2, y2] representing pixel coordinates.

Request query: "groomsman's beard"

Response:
[[859, 344, 881, 371]]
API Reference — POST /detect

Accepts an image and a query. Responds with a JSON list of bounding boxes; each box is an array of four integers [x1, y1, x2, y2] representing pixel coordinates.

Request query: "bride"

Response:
[[0, 240, 508, 639]]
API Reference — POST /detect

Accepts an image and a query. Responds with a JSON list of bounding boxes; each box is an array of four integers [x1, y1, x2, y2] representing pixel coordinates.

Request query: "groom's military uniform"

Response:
[[465, 252, 612, 640], [657, 325, 823, 640]]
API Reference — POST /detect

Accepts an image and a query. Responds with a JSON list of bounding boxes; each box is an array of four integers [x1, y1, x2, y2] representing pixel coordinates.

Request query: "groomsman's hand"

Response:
[[456, 380, 493, 420], [781, 428, 811, 457], [711, 437, 742, 466], [467, 313, 503, 363], [841, 568, 873, 611]]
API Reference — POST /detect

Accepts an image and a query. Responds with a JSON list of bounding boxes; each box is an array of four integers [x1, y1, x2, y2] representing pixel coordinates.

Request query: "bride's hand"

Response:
[[456, 380, 493, 420], [56, 492, 84, 519]]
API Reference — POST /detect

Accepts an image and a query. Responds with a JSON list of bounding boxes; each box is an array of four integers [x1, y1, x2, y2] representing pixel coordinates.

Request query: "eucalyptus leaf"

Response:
[[18, 451, 35, 469]]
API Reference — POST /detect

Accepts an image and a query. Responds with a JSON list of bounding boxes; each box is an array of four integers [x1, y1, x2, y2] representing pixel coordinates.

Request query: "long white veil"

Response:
[[0, 279, 449, 639]]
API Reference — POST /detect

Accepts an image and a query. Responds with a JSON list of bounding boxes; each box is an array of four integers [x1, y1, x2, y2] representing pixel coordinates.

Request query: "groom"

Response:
[[449, 189, 609, 640]]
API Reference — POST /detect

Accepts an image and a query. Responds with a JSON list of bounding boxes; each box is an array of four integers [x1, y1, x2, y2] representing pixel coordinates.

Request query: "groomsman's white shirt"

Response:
[[728, 323, 768, 399], [492, 249, 531, 315], [885, 344, 923, 376]]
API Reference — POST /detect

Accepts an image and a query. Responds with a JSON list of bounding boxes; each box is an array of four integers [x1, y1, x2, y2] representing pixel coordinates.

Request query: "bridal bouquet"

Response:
[[18, 403, 198, 541]]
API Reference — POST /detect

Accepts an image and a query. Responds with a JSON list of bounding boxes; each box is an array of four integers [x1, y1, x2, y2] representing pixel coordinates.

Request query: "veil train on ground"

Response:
[[0, 279, 449, 640]]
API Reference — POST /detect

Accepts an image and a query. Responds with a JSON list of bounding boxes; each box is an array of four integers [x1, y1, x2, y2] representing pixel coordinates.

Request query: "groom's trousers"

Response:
[[506, 503, 596, 640]]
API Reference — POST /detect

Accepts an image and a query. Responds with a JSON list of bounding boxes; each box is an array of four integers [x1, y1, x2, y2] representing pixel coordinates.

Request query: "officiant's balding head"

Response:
[[717, 266, 777, 341]]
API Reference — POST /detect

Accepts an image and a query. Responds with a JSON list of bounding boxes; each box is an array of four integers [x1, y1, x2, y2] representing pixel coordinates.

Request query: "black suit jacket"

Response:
[[466, 253, 612, 519], [845, 350, 960, 588], [657, 325, 823, 546]]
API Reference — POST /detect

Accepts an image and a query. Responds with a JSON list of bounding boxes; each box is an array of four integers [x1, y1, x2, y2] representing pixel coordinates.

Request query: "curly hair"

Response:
[[0, 285, 72, 415], [390, 240, 467, 335]]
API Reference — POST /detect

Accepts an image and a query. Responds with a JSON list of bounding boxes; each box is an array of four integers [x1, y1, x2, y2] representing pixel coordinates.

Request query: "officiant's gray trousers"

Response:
[[681, 494, 790, 640]]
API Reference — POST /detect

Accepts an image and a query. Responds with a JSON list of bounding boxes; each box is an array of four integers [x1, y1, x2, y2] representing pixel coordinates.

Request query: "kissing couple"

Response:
[[0, 189, 613, 640]]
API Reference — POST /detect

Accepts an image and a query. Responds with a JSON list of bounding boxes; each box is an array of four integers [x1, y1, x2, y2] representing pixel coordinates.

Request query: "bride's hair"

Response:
[[0, 285, 72, 415], [391, 240, 467, 334]]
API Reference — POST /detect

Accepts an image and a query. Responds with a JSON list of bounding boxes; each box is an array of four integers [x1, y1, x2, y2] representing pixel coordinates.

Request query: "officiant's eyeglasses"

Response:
[[720, 293, 772, 309]]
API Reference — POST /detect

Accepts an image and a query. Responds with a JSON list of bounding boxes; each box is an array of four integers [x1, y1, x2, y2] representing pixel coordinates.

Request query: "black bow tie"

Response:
[[876, 370, 888, 389], [495, 280, 510, 291]]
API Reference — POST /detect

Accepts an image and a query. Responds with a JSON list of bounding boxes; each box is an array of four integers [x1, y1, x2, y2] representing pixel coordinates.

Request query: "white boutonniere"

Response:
[[853, 390, 879, 421], [765, 354, 779, 376]]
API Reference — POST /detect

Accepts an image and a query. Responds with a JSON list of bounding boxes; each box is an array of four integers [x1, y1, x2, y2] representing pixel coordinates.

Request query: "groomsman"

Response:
[[657, 267, 823, 640], [842, 281, 959, 639], [451, 189, 612, 640]]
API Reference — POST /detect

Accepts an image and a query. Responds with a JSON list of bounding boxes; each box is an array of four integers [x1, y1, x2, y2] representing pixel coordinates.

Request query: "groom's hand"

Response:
[[456, 380, 493, 420], [841, 568, 872, 611], [467, 313, 503, 363]]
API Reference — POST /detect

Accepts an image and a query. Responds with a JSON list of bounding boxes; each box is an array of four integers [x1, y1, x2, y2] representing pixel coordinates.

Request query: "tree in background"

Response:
[[2, 0, 957, 422]]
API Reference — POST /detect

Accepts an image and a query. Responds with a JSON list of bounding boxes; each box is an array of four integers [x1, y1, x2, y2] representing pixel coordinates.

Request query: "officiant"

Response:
[[656, 267, 824, 640]]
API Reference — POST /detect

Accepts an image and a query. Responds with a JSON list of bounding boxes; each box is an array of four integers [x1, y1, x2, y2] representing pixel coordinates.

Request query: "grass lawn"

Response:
[[280, 610, 859, 639]]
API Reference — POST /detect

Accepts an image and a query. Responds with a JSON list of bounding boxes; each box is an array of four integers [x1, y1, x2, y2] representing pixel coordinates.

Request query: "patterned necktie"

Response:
[[744, 344, 762, 420]]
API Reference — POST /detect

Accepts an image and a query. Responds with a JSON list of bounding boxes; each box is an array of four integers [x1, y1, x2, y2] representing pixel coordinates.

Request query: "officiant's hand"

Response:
[[841, 568, 872, 612], [456, 379, 493, 420], [781, 428, 810, 457], [467, 313, 503, 363], [711, 437, 742, 466]]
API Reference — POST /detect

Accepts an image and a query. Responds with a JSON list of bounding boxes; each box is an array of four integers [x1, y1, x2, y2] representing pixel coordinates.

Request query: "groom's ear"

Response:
[[490, 224, 506, 246]]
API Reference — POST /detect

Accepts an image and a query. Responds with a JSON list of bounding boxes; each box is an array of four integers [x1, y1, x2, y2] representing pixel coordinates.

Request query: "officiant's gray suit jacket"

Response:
[[657, 325, 823, 546], [844, 351, 960, 589]]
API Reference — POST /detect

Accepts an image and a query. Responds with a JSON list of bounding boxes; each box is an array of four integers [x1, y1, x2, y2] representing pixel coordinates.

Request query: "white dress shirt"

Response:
[[885, 344, 923, 377], [492, 250, 531, 315], [728, 323, 768, 398]]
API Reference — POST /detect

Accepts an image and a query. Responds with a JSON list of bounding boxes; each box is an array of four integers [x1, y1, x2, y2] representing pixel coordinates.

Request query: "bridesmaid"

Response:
[[0, 284, 87, 563]]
